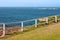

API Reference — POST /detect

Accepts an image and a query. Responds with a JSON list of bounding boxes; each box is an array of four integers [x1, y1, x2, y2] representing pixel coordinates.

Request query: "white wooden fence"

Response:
[[0, 15, 59, 37]]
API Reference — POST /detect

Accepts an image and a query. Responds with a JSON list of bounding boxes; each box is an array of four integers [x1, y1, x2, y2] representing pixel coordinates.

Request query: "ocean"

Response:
[[0, 7, 60, 26]]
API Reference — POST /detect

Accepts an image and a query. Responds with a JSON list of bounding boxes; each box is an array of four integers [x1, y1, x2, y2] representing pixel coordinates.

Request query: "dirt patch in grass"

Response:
[[3, 22, 60, 40]]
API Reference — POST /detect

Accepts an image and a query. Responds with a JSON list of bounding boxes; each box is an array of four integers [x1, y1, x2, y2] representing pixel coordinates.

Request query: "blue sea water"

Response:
[[0, 7, 60, 26], [0, 7, 60, 23]]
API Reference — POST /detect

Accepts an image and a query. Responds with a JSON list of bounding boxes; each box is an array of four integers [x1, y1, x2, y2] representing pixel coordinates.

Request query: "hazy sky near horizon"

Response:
[[0, 0, 60, 7]]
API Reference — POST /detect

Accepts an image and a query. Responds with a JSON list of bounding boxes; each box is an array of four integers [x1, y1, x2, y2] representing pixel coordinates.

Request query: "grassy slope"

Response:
[[3, 23, 60, 40]]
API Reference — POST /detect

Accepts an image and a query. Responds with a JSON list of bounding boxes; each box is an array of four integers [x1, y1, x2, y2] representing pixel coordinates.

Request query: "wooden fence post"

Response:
[[1, 23, 5, 37], [35, 19, 38, 27], [55, 16, 57, 23], [21, 22, 24, 32], [46, 17, 48, 24]]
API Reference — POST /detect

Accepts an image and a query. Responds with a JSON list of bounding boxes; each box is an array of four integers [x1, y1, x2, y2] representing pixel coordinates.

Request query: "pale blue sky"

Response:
[[0, 0, 60, 7]]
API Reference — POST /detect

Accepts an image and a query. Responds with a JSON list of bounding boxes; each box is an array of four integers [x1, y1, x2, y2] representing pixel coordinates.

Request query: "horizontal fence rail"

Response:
[[0, 14, 60, 37]]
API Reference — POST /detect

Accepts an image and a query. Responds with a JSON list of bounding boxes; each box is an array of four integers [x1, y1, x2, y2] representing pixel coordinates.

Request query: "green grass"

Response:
[[2, 16, 60, 40], [3, 22, 60, 40]]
